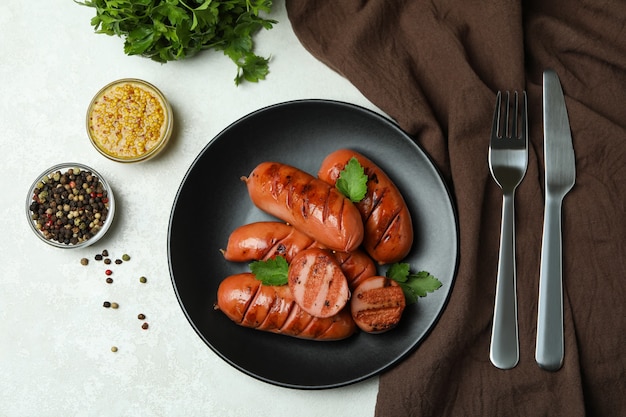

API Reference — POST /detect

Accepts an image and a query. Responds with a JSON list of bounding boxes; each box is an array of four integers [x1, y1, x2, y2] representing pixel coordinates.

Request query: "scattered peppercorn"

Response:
[[82, 251, 151, 343], [111, 346, 118, 352], [28, 167, 110, 245]]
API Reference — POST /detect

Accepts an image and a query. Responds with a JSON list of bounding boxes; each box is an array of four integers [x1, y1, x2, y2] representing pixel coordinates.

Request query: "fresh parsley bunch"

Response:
[[75, 0, 276, 85]]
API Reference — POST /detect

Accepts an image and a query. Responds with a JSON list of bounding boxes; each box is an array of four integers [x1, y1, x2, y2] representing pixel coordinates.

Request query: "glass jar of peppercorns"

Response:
[[25, 163, 116, 248]]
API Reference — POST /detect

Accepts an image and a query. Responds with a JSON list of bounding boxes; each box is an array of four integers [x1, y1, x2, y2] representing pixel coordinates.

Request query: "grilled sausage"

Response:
[[243, 162, 364, 252], [222, 221, 376, 288], [332, 249, 377, 291], [215, 273, 356, 341], [287, 248, 351, 318], [222, 221, 320, 263], [350, 276, 406, 333], [318, 149, 413, 264]]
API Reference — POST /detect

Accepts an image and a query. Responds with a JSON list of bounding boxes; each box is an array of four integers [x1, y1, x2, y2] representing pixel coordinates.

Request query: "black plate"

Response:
[[168, 100, 459, 389]]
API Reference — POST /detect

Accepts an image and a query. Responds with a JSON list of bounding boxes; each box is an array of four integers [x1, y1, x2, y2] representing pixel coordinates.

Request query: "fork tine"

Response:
[[521, 91, 528, 141], [504, 91, 511, 138], [513, 91, 519, 138], [492, 91, 502, 139]]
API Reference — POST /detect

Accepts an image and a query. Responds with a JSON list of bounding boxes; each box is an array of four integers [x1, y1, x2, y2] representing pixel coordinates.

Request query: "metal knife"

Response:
[[536, 69, 576, 371]]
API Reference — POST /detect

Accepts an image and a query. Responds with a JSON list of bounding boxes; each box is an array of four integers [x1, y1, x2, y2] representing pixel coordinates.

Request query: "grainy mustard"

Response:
[[87, 79, 172, 162]]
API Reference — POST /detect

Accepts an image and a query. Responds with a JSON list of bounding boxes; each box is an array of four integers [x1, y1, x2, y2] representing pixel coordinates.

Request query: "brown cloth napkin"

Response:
[[287, 0, 626, 415]]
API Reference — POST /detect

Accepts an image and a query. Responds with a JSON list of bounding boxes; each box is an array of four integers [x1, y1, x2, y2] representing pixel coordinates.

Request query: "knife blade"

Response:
[[536, 69, 576, 371]]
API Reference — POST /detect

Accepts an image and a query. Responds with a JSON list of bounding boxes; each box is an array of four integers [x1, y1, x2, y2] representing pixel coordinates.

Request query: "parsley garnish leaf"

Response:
[[336, 157, 368, 203], [387, 263, 442, 305], [249, 256, 288, 286]]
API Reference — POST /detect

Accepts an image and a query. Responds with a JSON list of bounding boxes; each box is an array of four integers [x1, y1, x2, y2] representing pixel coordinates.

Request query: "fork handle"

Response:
[[490, 192, 520, 370], [536, 195, 565, 371]]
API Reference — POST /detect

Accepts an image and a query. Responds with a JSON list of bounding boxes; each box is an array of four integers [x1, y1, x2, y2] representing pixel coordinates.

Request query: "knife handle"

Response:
[[490, 192, 519, 370], [536, 195, 565, 371]]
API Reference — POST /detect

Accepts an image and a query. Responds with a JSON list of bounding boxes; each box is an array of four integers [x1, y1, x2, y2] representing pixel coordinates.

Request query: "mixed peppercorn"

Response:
[[83, 249, 150, 353], [29, 167, 109, 245]]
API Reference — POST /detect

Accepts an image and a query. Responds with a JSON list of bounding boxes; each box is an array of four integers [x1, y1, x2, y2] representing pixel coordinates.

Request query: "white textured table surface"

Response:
[[0, 1, 381, 416]]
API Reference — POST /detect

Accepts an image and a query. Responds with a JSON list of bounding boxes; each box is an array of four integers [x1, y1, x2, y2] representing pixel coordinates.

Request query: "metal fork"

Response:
[[488, 91, 528, 370]]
